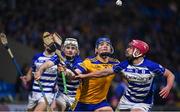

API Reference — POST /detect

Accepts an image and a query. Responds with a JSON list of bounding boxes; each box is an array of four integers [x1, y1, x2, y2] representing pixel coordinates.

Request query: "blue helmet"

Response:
[[95, 36, 114, 54]]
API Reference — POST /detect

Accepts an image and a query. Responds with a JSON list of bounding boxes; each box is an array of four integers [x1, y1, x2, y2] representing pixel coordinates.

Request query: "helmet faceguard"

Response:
[[95, 36, 114, 56], [43, 32, 53, 46], [43, 32, 56, 53], [43, 32, 62, 53], [52, 32, 62, 49], [63, 38, 79, 48], [128, 39, 149, 58]]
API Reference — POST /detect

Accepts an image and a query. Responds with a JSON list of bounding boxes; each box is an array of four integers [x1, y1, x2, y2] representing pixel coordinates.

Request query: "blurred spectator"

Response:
[[0, 79, 15, 103]]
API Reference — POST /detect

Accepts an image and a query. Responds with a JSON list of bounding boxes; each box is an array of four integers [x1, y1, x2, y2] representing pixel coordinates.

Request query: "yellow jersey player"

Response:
[[74, 36, 119, 111]]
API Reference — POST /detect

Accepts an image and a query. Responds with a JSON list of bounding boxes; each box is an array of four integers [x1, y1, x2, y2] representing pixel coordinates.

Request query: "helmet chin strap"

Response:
[[132, 48, 142, 58], [46, 43, 57, 53], [125, 48, 143, 64], [99, 52, 112, 59], [65, 55, 75, 61]]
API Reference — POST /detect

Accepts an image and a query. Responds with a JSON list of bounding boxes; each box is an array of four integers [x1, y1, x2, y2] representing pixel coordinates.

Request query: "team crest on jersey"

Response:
[[124, 74, 153, 82], [103, 65, 108, 68], [123, 67, 154, 82], [93, 65, 101, 70]]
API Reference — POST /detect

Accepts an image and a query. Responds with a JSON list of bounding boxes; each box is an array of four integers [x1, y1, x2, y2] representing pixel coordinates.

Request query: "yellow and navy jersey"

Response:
[[76, 56, 119, 104]]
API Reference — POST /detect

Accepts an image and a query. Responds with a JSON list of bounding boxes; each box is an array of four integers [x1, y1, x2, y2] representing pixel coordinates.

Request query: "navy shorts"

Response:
[[74, 100, 110, 111]]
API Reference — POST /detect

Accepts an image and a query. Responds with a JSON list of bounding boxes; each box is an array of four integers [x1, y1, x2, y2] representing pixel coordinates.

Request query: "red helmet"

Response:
[[129, 39, 149, 55]]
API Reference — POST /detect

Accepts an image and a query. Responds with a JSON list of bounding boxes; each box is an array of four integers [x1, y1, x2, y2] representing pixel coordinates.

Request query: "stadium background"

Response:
[[0, 0, 180, 111]]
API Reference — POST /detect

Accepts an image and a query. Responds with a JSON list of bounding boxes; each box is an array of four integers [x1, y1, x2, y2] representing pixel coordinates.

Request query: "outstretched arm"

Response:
[[20, 68, 33, 89], [76, 68, 114, 79], [75, 60, 129, 79], [34, 60, 54, 80], [20, 68, 33, 82], [159, 68, 175, 98]]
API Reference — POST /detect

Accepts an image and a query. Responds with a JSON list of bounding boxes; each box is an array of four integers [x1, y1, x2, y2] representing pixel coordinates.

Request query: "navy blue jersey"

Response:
[[50, 54, 82, 97]]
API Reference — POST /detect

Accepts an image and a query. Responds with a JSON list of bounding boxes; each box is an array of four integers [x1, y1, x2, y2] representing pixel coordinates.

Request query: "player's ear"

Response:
[[76, 49, 80, 55], [61, 45, 65, 52], [133, 48, 143, 58]]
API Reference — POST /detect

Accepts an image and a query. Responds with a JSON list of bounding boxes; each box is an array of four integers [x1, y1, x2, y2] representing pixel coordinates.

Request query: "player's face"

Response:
[[125, 45, 133, 58], [44, 43, 56, 53], [97, 42, 111, 54], [64, 44, 78, 57]]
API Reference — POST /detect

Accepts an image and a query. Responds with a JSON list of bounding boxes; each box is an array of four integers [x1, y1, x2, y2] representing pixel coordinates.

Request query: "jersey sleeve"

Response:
[[50, 55, 60, 65], [113, 60, 129, 74], [72, 55, 83, 69], [31, 53, 40, 72], [76, 58, 91, 74], [147, 61, 165, 76]]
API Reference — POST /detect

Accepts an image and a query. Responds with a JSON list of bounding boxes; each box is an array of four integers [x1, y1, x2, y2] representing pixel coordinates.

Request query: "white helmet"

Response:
[[63, 38, 79, 48], [62, 38, 79, 55]]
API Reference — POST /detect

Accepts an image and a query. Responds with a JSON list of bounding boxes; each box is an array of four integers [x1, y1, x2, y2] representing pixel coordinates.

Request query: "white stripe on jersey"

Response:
[[122, 65, 155, 103], [64, 84, 79, 88], [125, 92, 143, 102], [33, 81, 55, 87], [128, 86, 151, 91], [33, 86, 53, 91], [39, 76, 56, 81]]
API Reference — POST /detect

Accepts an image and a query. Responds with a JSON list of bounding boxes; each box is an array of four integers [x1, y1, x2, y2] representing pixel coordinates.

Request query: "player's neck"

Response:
[[44, 50, 55, 57], [132, 57, 144, 65], [96, 55, 109, 63]]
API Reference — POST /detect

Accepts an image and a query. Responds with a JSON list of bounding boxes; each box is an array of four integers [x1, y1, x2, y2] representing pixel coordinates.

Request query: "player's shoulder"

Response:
[[86, 56, 97, 63], [109, 58, 120, 63], [34, 52, 43, 57], [85, 56, 119, 63], [83, 56, 96, 63], [143, 59, 158, 65], [52, 54, 58, 58], [142, 58, 162, 69], [32, 52, 43, 60], [74, 55, 83, 62]]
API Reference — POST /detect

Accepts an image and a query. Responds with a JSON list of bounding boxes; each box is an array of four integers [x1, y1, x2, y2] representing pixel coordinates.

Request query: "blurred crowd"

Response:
[[0, 0, 180, 109]]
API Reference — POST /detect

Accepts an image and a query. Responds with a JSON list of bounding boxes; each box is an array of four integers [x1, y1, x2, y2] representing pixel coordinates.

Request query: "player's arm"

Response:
[[25, 68, 33, 81], [39, 60, 55, 72], [20, 68, 33, 82], [61, 59, 87, 78], [59, 60, 89, 79], [59, 68, 83, 80], [20, 68, 33, 89], [159, 68, 175, 98], [76, 68, 114, 79], [34, 60, 54, 80], [64, 67, 105, 79], [75, 60, 128, 79], [57, 64, 76, 78], [26, 68, 33, 80]]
